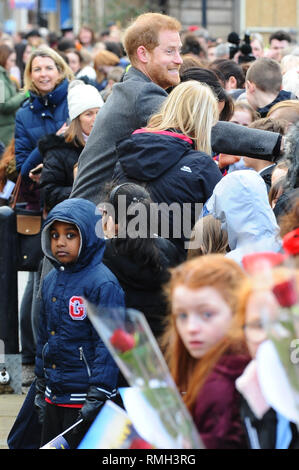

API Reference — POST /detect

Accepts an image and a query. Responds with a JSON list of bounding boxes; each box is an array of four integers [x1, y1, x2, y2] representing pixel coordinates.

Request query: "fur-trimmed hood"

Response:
[[38, 133, 83, 156]]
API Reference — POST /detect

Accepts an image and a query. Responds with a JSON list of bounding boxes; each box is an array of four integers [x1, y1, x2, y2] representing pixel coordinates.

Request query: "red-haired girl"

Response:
[[162, 254, 250, 448]]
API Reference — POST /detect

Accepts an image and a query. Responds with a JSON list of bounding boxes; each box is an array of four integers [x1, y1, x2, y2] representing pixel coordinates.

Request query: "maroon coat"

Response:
[[193, 354, 250, 449]]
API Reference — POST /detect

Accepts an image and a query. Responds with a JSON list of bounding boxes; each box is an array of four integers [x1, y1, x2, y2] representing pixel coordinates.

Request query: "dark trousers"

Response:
[[41, 402, 90, 449]]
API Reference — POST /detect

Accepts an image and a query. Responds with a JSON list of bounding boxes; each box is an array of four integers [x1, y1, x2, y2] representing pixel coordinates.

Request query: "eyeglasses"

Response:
[[243, 321, 267, 343]]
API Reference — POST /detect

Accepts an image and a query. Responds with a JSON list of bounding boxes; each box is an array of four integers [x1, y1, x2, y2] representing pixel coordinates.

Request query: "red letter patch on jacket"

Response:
[[69, 296, 87, 320]]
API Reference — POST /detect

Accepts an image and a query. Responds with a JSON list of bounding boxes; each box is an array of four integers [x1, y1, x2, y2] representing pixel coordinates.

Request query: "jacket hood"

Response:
[[206, 170, 281, 262], [41, 198, 105, 271], [116, 129, 194, 181]]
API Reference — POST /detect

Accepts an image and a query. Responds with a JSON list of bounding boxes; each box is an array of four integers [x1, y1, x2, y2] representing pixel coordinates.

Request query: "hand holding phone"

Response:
[[29, 164, 43, 183]]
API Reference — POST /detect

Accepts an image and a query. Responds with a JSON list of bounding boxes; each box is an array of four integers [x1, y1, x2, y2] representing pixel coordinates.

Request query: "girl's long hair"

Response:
[[147, 80, 219, 155], [23, 46, 74, 94], [161, 254, 247, 413]]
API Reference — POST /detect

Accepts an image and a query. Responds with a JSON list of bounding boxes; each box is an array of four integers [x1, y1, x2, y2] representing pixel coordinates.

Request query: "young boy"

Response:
[[245, 57, 295, 117], [34, 198, 125, 448]]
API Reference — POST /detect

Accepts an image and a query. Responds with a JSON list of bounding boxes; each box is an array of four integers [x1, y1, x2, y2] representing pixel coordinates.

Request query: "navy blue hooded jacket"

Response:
[[114, 129, 222, 252], [35, 198, 125, 406]]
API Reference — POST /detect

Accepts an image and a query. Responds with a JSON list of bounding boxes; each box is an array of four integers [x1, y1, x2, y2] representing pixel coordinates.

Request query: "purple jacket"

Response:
[[193, 354, 250, 449]]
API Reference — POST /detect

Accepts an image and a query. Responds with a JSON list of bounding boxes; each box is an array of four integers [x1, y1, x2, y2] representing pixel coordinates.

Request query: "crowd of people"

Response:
[[1, 12, 299, 450]]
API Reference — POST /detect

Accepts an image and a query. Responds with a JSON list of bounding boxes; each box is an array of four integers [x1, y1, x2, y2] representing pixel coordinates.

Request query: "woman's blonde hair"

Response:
[[147, 80, 219, 154], [281, 54, 299, 75], [23, 46, 74, 94]]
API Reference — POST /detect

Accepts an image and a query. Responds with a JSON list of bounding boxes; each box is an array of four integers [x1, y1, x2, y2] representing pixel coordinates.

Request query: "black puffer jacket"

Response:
[[39, 133, 83, 211], [103, 236, 182, 340]]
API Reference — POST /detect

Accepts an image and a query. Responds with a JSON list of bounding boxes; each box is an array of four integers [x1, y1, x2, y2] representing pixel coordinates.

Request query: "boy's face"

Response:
[[50, 221, 80, 264]]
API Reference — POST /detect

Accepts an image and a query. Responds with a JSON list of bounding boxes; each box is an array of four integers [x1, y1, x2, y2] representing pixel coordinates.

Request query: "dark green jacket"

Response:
[[0, 66, 26, 146]]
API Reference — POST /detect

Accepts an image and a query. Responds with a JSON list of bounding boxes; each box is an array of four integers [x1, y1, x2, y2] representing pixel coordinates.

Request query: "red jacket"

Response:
[[193, 354, 250, 449]]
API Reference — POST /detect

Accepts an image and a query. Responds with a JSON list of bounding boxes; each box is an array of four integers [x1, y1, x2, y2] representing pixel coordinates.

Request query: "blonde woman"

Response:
[[15, 46, 74, 194], [113, 80, 223, 255]]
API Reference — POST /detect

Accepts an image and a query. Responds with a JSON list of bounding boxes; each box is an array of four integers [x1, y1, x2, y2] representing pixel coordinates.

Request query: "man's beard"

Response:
[[150, 65, 181, 90]]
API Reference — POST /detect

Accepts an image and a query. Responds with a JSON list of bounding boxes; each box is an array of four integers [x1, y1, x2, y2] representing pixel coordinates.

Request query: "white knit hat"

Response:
[[67, 80, 104, 121]]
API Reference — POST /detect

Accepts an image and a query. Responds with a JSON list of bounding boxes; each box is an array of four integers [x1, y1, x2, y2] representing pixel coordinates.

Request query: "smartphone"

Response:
[[31, 166, 42, 175]]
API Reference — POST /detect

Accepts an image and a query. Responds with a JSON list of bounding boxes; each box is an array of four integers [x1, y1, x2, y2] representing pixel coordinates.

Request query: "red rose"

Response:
[[283, 228, 299, 255], [129, 438, 152, 449], [272, 279, 298, 307], [110, 328, 135, 352]]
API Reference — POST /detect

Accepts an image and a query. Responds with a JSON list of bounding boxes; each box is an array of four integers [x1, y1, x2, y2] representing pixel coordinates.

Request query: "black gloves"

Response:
[[79, 386, 110, 424], [34, 377, 47, 424]]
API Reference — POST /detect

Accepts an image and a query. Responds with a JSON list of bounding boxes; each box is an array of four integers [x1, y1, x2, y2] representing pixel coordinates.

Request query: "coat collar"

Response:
[[28, 78, 68, 111]]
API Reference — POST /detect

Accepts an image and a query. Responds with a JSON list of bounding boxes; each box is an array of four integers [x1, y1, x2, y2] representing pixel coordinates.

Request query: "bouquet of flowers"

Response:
[[86, 302, 203, 449], [243, 243, 299, 402]]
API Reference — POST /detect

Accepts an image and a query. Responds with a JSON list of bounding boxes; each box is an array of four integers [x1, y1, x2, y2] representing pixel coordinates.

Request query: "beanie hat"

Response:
[[67, 80, 104, 121]]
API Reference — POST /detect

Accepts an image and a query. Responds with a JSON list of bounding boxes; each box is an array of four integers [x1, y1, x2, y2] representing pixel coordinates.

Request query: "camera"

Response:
[[228, 32, 256, 64]]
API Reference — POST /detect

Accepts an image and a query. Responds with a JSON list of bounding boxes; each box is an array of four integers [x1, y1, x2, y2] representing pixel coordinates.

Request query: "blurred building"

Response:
[[0, 0, 298, 45]]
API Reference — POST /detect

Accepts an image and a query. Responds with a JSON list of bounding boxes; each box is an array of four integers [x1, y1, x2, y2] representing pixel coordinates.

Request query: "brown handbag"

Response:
[[10, 174, 43, 271]]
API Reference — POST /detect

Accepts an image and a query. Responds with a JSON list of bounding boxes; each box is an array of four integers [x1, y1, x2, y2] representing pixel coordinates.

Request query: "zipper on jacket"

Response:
[[42, 342, 48, 364], [41, 342, 49, 376], [79, 346, 91, 377]]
